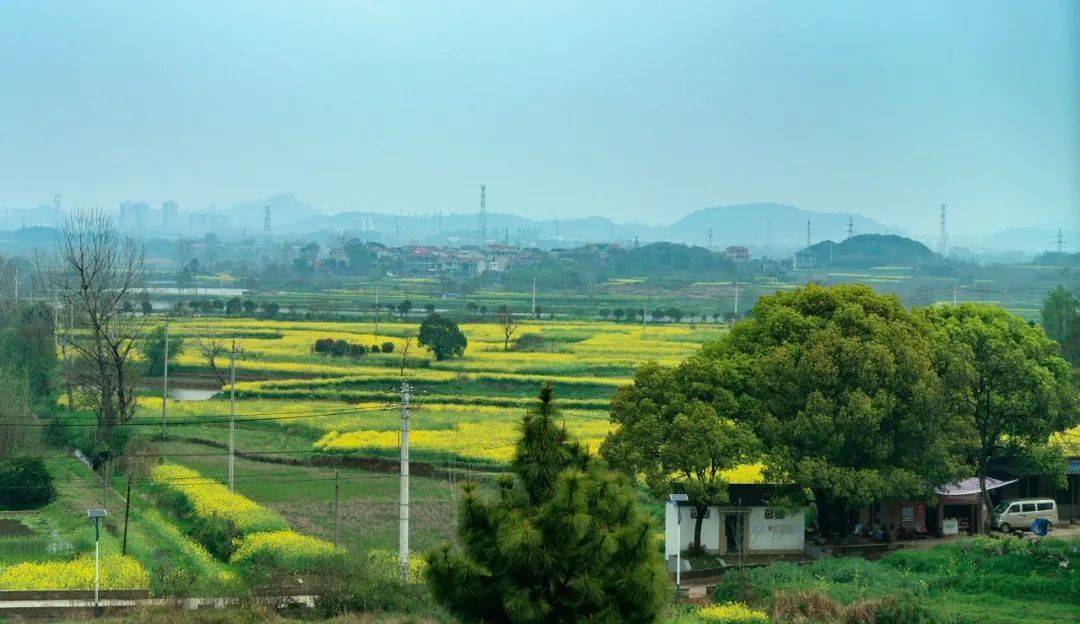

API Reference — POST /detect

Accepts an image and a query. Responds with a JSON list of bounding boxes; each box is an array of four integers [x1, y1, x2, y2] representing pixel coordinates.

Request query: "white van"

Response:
[[990, 499, 1058, 533]]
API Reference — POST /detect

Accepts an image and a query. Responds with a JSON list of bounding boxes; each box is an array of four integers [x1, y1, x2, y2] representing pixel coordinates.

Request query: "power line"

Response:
[[0, 405, 393, 427]]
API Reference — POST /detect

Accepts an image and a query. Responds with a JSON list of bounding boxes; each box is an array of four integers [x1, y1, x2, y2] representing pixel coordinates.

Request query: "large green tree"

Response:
[[418, 313, 467, 360], [426, 386, 668, 623], [726, 285, 967, 533], [616, 285, 964, 534], [0, 301, 58, 403], [139, 323, 184, 376], [1041, 285, 1080, 366], [1041, 286, 1077, 344], [926, 303, 1078, 529], [601, 358, 760, 551]]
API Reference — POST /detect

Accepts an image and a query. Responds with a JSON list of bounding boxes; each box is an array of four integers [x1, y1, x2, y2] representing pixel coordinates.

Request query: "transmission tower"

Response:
[[707, 226, 713, 250], [938, 204, 949, 257], [846, 217, 855, 239], [1056, 228, 1066, 254], [478, 184, 487, 247], [263, 206, 271, 240], [806, 220, 811, 247]]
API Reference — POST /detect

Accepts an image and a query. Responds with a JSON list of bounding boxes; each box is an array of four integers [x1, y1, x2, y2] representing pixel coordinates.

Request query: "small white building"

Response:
[[664, 485, 805, 557]]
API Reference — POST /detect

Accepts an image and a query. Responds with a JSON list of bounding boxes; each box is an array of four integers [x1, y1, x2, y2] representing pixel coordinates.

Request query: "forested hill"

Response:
[[503, 242, 743, 289], [801, 234, 937, 268]]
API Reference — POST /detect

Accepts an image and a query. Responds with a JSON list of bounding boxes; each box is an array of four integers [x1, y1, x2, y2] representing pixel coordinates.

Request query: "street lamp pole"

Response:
[[87, 508, 108, 612], [668, 493, 688, 591]]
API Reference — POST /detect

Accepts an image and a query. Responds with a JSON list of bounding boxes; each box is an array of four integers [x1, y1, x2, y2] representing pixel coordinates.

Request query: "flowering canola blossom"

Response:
[[230, 530, 338, 569], [697, 602, 770, 623], [150, 463, 288, 535], [0, 555, 149, 590]]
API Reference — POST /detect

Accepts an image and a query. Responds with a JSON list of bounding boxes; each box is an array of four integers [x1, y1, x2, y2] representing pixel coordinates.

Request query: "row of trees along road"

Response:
[[603, 284, 1078, 543]]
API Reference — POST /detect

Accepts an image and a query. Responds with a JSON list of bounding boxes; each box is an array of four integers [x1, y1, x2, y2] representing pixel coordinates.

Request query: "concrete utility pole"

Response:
[[642, 281, 648, 330], [374, 280, 380, 345], [399, 380, 411, 583], [953, 283, 958, 306], [333, 470, 340, 548], [161, 319, 169, 437], [531, 276, 537, 318], [228, 340, 237, 491], [733, 281, 740, 317]]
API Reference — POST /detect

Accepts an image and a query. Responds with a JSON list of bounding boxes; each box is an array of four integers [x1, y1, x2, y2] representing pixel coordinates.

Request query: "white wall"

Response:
[[747, 507, 805, 552], [665, 505, 805, 556], [664, 505, 720, 557]]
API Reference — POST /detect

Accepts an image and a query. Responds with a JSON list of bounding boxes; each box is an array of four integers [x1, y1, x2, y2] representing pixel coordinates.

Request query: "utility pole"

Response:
[[374, 280, 380, 346], [160, 319, 169, 437], [938, 204, 949, 257], [333, 470, 340, 548], [479, 185, 487, 247], [531, 276, 537, 318], [642, 281, 648, 330], [121, 476, 131, 555], [228, 340, 237, 491], [399, 380, 411, 583], [806, 221, 811, 248], [953, 283, 958, 306], [733, 281, 740, 317]]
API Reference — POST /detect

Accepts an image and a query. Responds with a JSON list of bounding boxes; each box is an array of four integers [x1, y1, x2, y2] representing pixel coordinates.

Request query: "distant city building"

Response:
[[118, 201, 150, 229], [162, 200, 178, 228]]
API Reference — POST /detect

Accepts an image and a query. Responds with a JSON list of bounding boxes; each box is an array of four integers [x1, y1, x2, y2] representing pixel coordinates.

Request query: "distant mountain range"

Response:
[[223, 195, 899, 254], [2, 193, 1074, 255]]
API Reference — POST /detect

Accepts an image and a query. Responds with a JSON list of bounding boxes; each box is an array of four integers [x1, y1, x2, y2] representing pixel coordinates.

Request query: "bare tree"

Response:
[[497, 305, 519, 351], [44, 209, 147, 432], [399, 332, 414, 380], [191, 327, 231, 387]]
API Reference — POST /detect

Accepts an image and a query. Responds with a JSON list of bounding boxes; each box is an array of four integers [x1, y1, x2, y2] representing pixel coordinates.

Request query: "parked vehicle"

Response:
[[990, 499, 1058, 533]]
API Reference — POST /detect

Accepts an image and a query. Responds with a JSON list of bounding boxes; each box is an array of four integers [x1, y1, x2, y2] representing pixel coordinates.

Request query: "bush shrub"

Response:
[[380, 341, 395, 353], [313, 337, 371, 358], [512, 333, 545, 351], [0, 457, 55, 509]]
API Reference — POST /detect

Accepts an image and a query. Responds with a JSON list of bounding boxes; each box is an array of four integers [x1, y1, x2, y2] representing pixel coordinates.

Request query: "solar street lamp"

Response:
[[668, 493, 689, 589], [87, 508, 107, 610]]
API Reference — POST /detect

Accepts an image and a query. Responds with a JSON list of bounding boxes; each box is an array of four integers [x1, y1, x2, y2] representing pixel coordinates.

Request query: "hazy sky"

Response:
[[2, 1, 1078, 234]]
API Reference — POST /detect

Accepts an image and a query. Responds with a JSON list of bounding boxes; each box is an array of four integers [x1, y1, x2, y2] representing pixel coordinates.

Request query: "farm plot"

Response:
[[135, 318, 727, 465]]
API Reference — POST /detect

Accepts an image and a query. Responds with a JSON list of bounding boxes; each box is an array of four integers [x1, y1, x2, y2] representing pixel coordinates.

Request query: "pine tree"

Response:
[[426, 385, 669, 623]]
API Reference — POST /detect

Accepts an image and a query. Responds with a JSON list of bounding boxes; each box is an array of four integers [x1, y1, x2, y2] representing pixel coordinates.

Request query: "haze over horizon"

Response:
[[2, 1, 1078, 236]]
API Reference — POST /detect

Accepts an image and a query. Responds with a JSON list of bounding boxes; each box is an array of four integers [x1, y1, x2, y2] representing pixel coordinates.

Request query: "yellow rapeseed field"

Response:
[[140, 318, 730, 464], [696, 602, 769, 623], [150, 463, 288, 535], [0, 555, 150, 590], [230, 530, 338, 569]]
